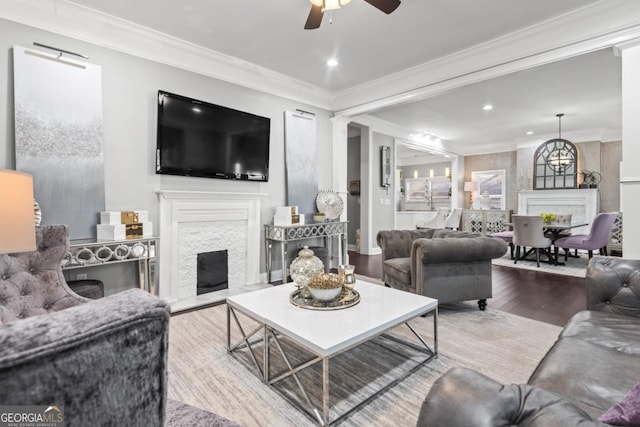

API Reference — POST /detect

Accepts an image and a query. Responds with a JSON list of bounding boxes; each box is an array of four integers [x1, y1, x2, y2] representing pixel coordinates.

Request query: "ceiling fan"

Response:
[[304, 0, 401, 30]]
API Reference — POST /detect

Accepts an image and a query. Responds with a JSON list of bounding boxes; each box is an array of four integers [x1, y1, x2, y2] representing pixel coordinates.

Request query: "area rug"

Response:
[[492, 251, 589, 278], [167, 301, 562, 427]]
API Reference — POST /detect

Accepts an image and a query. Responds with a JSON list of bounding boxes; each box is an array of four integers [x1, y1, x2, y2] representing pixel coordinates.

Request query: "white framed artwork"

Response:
[[471, 169, 506, 210]]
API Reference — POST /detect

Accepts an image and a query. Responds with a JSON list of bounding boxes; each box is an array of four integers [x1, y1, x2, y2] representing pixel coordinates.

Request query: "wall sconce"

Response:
[[380, 146, 391, 194], [429, 169, 434, 178], [445, 167, 450, 177], [413, 170, 418, 179]]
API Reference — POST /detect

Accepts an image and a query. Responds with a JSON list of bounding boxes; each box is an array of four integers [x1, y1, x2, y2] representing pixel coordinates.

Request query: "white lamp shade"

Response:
[[0, 169, 36, 253], [464, 181, 478, 192]]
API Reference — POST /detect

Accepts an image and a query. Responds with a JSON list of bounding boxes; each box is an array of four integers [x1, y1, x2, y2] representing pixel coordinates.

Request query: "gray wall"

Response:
[[601, 141, 621, 213], [370, 133, 395, 240], [466, 141, 621, 214], [0, 18, 332, 289], [464, 151, 518, 211]]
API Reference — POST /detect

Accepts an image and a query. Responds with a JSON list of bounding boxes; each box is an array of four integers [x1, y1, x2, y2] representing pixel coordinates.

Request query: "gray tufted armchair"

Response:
[[377, 228, 508, 310], [0, 225, 238, 426], [0, 225, 87, 323]]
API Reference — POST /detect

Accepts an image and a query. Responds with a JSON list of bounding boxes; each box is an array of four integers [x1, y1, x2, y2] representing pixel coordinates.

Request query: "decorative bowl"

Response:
[[307, 273, 343, 302], [308, 286, 342, 302]]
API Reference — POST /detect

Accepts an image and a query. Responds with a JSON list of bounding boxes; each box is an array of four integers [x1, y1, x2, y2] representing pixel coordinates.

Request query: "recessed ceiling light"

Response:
[[526, 131, 534, 135], [327, 59, 338, 67], [482, 104, 493, 111]]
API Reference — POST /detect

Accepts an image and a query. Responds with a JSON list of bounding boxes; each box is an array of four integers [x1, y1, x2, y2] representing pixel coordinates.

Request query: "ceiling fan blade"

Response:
[[304, 4, 324, 30], [363, 0, 401, 14]]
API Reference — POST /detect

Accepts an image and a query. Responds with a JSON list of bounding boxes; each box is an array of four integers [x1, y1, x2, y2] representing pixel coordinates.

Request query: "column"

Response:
[[617, 39, 640, 258]]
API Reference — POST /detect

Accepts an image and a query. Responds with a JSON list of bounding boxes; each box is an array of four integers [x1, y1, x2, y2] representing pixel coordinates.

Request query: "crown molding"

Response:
[[333, 0, 640, 116], [2, 0, 639, 117], [0, 0, 334, 110]]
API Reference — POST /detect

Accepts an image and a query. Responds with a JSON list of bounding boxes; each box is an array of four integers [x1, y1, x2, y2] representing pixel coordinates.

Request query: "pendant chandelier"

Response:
[[545, 114, 575, 174]]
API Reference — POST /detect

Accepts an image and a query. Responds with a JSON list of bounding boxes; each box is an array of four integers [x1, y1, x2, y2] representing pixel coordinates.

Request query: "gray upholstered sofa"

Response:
[[417, 256, 640, 426], [376, 228, 507, 310], [0, 225, 238, 427]]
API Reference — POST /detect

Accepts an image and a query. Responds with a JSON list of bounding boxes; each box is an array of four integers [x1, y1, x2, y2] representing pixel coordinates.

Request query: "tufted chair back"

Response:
[[0, 225, 87, 325], [377, 229, 436, 262], [586, 256, 640, 318]]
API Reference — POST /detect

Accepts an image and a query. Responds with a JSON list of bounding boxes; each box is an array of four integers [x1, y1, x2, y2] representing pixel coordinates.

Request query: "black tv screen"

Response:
[[156, 90, 270, 181]]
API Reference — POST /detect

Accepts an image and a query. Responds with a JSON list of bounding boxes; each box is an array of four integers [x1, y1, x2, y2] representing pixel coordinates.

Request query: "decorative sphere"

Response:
[[289, 246, 325, 287]]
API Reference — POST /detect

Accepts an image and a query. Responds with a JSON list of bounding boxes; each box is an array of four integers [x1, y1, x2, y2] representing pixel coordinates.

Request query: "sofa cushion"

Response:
[[529, 311, 640, 419], [599, 380, 640, 426]]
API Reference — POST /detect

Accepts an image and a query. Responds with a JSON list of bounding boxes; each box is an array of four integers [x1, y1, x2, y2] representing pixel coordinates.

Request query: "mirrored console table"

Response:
[[264, 222, 348, 284], [62, 237, 158, 295]]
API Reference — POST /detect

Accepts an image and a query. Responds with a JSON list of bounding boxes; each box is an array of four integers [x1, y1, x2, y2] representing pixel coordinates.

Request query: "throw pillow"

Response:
[[600, 381, 640, 426]]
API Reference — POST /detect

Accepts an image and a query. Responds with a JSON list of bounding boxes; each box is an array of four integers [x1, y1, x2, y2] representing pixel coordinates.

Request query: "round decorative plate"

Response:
[[316, 190, 343, 220]]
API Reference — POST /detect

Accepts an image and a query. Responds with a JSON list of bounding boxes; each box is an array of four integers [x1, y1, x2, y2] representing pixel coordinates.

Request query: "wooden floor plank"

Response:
[[348, 251, 586, 327]]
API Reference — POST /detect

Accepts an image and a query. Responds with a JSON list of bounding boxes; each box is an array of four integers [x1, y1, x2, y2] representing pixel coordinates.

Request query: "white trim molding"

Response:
[[0, 0, 333, 109]]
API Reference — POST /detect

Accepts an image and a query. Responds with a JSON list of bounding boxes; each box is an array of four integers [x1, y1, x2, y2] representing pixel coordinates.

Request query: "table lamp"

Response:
[[0, 169, 36, 253], [464, 181, 478, 209]]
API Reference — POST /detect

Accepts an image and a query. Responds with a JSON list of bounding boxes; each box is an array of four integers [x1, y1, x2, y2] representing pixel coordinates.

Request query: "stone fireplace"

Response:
[[157, 191, 264, 312], [517, 188, 599, 234]]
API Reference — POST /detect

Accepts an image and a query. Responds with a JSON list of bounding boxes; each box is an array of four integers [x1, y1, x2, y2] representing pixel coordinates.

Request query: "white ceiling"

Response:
[[61, 0, 623, 154]]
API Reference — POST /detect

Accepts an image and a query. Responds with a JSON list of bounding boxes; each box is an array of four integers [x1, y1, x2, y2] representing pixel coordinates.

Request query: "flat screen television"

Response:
[[156, 90, 270, 181]]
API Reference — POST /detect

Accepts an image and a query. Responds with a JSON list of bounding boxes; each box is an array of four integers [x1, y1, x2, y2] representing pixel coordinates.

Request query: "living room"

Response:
[[2, 1, 640, 426]]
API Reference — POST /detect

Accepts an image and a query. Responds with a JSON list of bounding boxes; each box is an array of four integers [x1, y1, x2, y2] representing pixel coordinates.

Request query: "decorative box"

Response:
[[97, 224, 126, 241], [142, 221, 153, 237], [126, 223, 143, 240], [135, 210, 149, 223], [275, 206, 298, 216], [121, 211, 139, 224], [274, 214, 301, 226], [100, 211, 122, 225]]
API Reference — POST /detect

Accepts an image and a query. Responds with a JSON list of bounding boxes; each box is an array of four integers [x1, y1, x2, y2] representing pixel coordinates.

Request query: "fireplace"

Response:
[[197, 250, 228, 295], [517, 189, 598, 235], [157, 191, 264, 312]]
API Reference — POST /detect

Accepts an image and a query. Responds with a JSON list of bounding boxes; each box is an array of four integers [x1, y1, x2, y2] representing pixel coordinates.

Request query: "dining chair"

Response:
[[553, 212, 618, 261], [416, 207, 449, 229], [512, 215, 553, 267], [444, 207, 463, 230]]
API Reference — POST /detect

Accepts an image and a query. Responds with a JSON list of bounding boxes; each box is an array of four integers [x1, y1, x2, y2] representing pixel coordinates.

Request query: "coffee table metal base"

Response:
[[227, 304, 437, 426]]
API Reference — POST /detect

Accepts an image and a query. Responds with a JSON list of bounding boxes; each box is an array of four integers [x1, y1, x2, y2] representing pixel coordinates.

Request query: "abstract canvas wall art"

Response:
[[13, 45, 105, 240], [284, 111, 318, 216]]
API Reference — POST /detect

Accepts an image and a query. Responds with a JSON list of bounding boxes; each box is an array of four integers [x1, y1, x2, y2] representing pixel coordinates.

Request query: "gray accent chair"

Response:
[[417, 256, 640, 426], [0, 225, 238, 427], [376, 228, 508, 310]]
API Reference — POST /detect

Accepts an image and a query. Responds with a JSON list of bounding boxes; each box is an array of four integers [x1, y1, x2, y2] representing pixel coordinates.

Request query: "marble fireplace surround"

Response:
[[157, 190, 266, 312], [517, 189, 599, 235]]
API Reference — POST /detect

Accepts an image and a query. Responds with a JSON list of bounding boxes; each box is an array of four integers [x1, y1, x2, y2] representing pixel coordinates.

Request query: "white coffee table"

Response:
[[226, 279, 438, 426]]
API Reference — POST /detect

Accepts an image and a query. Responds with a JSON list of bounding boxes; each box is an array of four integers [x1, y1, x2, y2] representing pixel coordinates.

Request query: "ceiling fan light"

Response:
[[324, 0, 341, 11], [310, 0, 323, 6]]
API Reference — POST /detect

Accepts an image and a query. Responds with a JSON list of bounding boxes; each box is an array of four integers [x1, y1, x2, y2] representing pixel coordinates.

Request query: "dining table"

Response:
[[503, 221, 589, 266]]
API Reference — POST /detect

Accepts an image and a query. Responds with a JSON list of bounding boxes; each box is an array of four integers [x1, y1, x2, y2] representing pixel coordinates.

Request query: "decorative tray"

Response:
[[289, 289, 360, 311]]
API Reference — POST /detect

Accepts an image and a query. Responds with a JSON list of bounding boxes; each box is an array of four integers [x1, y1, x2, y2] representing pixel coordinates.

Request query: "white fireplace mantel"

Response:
[[157, 191, 266, 312], [517, 189, 599, 234]]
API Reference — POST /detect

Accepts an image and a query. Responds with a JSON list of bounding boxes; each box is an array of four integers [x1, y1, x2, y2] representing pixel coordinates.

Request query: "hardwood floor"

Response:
[[348, 251, 586, 327]]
